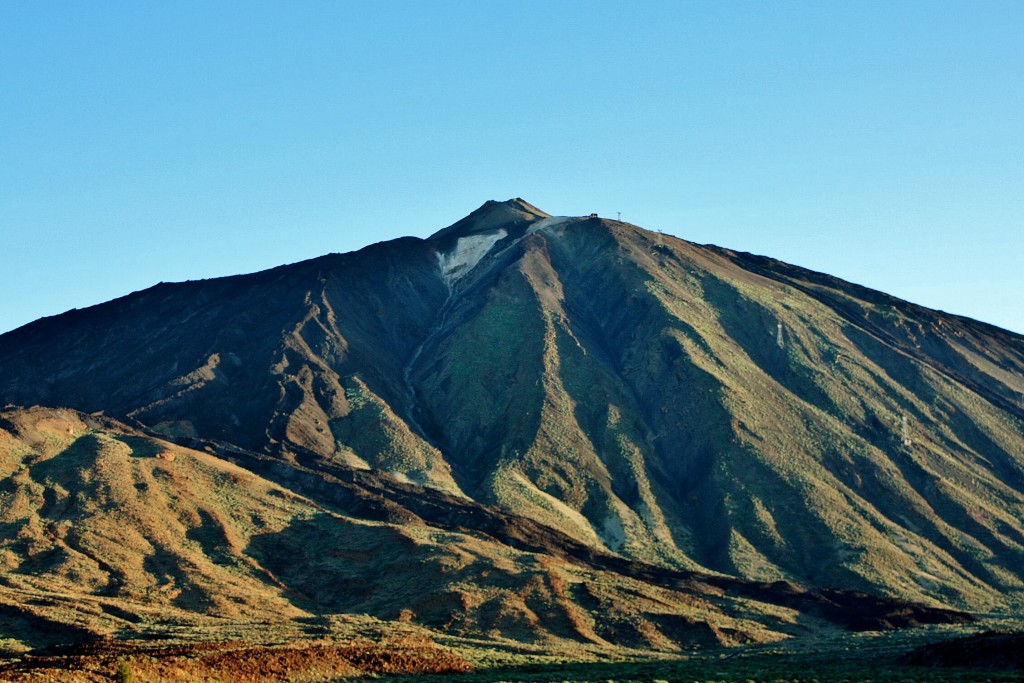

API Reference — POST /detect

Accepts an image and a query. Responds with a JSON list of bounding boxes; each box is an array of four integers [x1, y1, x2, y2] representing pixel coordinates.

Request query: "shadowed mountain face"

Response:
[[2, 198, 1023, 615]]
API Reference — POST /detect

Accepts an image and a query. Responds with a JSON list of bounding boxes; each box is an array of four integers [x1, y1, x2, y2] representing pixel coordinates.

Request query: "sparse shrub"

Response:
[[114, 660, 133, 683]]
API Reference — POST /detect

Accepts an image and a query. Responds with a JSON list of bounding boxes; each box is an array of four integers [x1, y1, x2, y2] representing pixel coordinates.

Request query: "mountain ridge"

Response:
[[1, 199, 1023, 623]]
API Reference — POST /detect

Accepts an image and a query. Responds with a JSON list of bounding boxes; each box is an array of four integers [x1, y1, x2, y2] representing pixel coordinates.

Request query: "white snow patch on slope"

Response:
[[525, 216, 571, 234], [437, 229, 506, 285]]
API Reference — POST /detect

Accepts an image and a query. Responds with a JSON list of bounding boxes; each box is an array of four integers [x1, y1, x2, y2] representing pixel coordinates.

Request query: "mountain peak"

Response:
[[502, 197, 549, 216], [429, 198, 550, 241]]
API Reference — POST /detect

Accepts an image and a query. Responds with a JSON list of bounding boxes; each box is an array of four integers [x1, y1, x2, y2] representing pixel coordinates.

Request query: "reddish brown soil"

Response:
[[0, 636, 472, 682]]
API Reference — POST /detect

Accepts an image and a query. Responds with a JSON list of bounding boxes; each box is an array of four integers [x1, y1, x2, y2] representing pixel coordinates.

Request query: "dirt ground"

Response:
[[0, 635, 472, 682]]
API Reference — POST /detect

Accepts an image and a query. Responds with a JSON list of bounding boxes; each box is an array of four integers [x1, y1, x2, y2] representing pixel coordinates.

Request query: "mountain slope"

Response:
[[2, 406, 966, 656], [406, 206, 1024, 609], [1, 199, 1022, 613]]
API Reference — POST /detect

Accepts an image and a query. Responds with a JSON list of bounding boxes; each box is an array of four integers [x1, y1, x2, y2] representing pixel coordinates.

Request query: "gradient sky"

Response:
[[2, 1, 1022, 335]]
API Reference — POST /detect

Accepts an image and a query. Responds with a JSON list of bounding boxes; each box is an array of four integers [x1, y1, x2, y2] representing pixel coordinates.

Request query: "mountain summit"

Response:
[[429, 197, 550, 241], [2, 199, 1023, 620]]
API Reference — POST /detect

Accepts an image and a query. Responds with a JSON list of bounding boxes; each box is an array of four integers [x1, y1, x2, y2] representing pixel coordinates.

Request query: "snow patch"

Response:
[[437, 229, 506, 286], [525, 216, 571, 235], [435, 216, 573, 287]]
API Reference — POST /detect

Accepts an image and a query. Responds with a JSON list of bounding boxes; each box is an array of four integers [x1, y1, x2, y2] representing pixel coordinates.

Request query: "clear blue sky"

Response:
[[2, 1, 1022, 334]]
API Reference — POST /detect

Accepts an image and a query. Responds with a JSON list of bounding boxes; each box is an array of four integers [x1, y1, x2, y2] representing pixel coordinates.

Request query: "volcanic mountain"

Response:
[[1, 198, 1023, 638]]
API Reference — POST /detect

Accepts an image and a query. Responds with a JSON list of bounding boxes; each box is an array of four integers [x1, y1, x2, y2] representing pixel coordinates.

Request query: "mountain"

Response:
[[1, 198, 1023, 623]]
